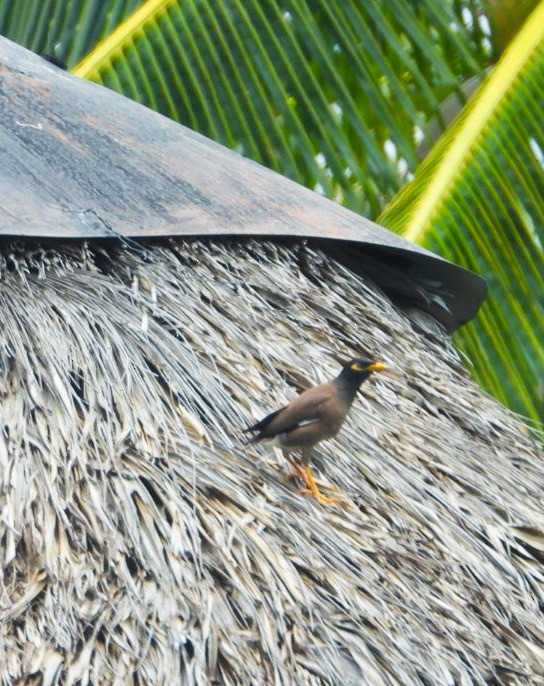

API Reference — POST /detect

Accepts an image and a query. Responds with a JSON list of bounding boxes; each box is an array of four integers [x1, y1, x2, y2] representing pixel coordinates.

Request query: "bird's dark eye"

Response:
[[350, 362, 364, 372]]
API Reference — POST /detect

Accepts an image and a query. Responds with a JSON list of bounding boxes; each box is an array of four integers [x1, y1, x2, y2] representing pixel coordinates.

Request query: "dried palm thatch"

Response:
[[0, 238, 543, 685]]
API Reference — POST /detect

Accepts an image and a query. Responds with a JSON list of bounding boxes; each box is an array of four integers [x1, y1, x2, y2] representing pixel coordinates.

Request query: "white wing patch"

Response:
[[295, 418, 320, 428]]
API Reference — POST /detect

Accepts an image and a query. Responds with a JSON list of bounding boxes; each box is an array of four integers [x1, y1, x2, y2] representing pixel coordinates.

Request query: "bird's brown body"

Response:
[[250, 383, 356, 457], [245, 358, 388, 503]]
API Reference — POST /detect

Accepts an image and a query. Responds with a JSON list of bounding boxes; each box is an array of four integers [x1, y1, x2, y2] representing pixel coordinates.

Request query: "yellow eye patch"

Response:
[[350, 361, 388, 373]]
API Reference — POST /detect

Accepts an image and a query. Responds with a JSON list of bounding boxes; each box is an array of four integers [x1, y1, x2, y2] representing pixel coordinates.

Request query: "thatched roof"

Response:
[[1, 237, 543, 685]]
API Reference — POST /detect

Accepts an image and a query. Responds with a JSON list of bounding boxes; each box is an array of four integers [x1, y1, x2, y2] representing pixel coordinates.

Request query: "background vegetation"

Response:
[[1, 0, 542, 425]]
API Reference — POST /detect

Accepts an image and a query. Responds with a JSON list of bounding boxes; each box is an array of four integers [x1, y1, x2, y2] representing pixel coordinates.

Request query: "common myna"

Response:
[[244, 358, 388, 503]]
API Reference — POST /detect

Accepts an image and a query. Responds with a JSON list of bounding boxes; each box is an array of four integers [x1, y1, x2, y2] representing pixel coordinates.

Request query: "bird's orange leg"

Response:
[[297, 465, 342, 505], [284, 454, 307, 482], [282, 452, 341, 504]]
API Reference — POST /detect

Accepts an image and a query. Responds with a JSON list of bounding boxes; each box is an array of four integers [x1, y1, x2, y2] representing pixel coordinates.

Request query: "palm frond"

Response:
[[70, 0, 492, 217], [379, 2, 544, 423], [0, 0, 142, 65]]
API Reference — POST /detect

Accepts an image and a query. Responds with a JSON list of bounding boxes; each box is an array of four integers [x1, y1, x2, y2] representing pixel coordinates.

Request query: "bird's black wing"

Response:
[[244, 385, 332, 441]]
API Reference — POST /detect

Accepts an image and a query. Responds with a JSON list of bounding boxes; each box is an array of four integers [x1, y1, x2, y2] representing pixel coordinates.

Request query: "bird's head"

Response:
[[339, 358, 389, 383]]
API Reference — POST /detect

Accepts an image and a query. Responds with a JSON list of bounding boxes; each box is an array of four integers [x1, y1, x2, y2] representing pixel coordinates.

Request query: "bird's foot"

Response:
[[283, 455, 341, 504], [297, 487, 342, 504], [285, 469, 304, 482], [296, 465, 342, 505], [284, 455, 306, 483]]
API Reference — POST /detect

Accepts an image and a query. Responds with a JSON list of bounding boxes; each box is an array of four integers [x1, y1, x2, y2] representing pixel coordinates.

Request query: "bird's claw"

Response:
[[297, 487, 342, 504], [286, 471, 303, 482], [286, 463, 342, 505]]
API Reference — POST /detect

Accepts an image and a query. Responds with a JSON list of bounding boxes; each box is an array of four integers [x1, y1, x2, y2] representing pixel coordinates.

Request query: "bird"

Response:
[[244, 358, 389, 504]]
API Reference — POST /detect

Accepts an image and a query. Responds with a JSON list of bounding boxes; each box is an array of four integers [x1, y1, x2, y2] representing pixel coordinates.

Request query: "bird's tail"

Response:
[[243, 407, 283, 435]]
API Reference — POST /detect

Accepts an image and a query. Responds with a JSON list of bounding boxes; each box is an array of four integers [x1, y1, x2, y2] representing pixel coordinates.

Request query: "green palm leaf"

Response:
[[70, 0, 491, 217], [0, 0, 142, 65], [379, 2, 544, 424]]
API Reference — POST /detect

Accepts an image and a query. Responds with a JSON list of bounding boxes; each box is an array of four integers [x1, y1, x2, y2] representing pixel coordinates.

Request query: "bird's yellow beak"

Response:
[[367, 361, 388, 372]]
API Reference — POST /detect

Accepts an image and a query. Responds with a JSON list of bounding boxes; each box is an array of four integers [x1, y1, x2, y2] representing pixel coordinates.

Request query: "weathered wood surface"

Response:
[[0, 36, 486, 330]]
